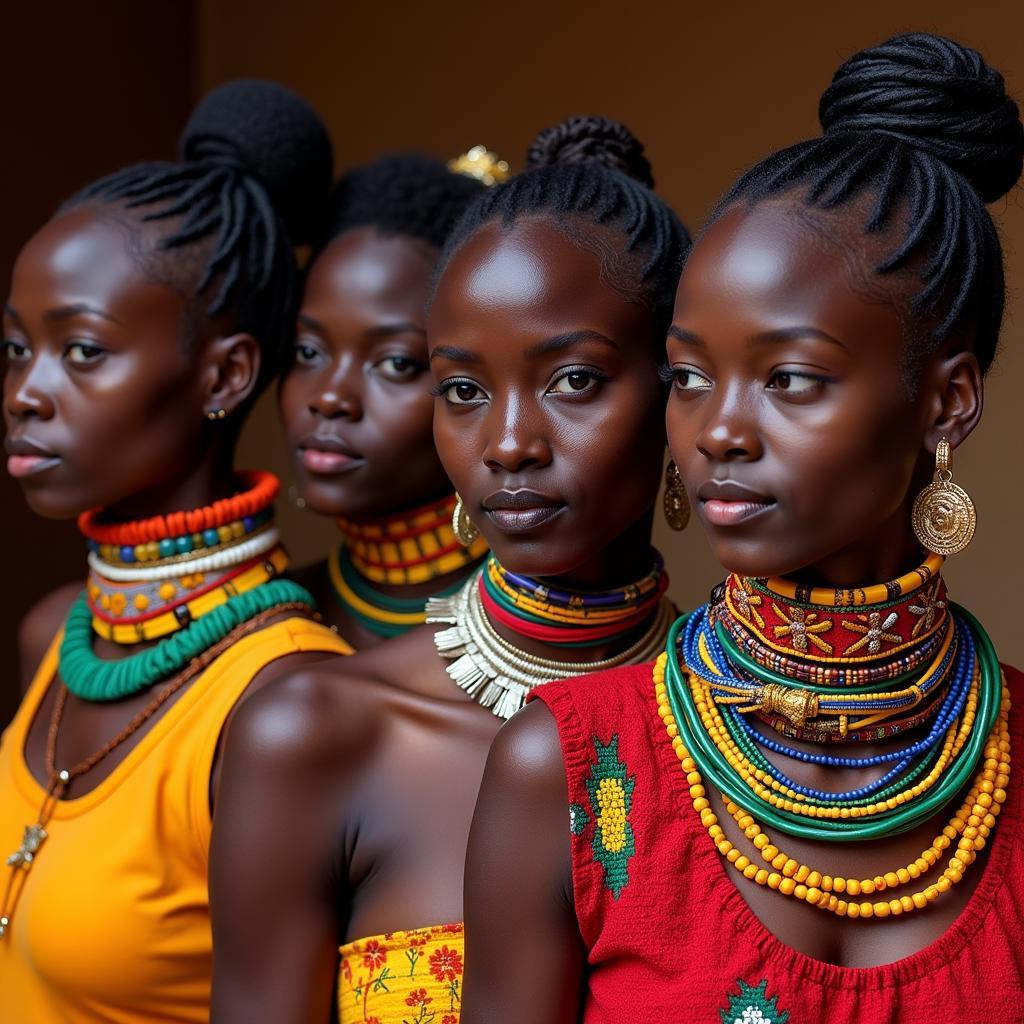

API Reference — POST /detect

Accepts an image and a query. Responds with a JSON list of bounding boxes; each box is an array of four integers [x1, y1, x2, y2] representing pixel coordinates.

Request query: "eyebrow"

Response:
[[43, 303, 123, 326], [298, 315, 427, 340], [751, 327, 848, 351], [430, 328, 618, 364], [667, 325, 848, 351]]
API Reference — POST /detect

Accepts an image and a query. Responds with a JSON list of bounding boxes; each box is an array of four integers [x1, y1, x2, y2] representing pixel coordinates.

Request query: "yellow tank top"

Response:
[[338, 924, 465, 1024], [0, 617, 351, 1024]]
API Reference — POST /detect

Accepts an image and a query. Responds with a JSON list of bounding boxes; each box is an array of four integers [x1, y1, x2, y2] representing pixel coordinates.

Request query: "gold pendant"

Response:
[[0, 770, 68, 939]]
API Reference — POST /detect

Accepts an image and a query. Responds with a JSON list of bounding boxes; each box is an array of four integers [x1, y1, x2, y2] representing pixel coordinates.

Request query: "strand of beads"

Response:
[[664, 606, 1003, 840], [654, 650, 1011, 918], [337, 494, 487, 587]]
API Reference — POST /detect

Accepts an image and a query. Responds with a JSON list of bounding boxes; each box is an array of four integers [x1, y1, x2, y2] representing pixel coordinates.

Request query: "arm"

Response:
[[462, 700, 585, 1024], [209, 672, 362, 1023]]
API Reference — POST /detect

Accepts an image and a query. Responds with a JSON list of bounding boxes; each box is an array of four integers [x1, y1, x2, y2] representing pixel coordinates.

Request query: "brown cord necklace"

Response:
[[0, 602, 308, 938]]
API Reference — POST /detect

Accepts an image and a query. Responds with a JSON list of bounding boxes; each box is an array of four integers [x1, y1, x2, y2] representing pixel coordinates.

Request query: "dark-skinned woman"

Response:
[[462, 33, 1024, 1023], [0, 82, 350, 1022], [278, 150, 508, 649], [209, 116, 690, 1023]]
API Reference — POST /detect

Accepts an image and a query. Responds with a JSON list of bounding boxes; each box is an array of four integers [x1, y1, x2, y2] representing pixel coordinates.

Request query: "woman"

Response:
[[279, 152, 501, 648], [463, 34, 1024, 1022], [209, 116, 689, 1022], [0, 81, 349, 1022]]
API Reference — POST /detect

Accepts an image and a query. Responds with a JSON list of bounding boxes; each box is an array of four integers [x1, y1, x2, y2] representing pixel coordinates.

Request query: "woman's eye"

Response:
[[293, 342, 321, 365], [670, 367, 713, 392], [439, 380, 485, 405], [767, 370, 825, 395], [1, 339, 30, 362], [548, 368, 603, 395], [377, 355, 423, 381], [66, 341, 105, 365]]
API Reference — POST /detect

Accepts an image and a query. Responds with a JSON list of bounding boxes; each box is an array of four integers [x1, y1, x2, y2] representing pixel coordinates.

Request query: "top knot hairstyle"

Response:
[[717, 33, 1023, 374], [437, 115, 689, 334], [323, 153, 485, 253], [65, 79, 333, 388]]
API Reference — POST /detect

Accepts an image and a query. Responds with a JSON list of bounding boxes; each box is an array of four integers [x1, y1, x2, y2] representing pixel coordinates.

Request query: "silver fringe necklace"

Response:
[[426, 571, 674, 719]]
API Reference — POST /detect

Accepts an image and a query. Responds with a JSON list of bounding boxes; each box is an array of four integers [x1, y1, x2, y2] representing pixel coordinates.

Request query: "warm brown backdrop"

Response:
[[3, 0, 1023, 725]]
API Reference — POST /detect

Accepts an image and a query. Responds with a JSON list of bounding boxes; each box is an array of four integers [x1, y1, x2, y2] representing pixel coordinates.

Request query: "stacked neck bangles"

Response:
[[654, 559, 1010, 920], [63, 472, 316, 699], [330, 494, 487, 637], [428, 552, 674, 718]]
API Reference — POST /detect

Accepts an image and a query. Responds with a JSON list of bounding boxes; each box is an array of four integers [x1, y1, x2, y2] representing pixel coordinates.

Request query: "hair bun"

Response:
[[526, 115, 654, 188], [180, 79, 333, 243], [819, 33, 1023, 203]]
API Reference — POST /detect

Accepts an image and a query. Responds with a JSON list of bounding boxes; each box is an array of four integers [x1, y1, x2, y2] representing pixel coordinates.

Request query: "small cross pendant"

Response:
[[6, 823, 48, 870]]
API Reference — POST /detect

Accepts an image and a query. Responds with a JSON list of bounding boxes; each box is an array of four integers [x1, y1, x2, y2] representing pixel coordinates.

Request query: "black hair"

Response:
[[435, 115, 689, 334], [63, 78, 333, 388], [323, 153, 485, 253], [715, 33, 1023, 374]]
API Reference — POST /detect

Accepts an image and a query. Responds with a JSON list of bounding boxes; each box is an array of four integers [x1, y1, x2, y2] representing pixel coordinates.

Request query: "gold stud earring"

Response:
[[206, 408, 227, 421], [912, 438, 976, 555], [663, 460, 690, 531], [452, 493, 480, 547]]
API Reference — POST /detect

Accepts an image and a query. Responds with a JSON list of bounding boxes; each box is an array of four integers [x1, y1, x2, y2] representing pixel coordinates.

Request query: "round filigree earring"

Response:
[[912, 438, 976, 555]]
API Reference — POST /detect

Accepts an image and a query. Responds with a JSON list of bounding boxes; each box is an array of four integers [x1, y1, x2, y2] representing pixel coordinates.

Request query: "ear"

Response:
[[922, 350, 983, 454], [200, 333, 262, 420]]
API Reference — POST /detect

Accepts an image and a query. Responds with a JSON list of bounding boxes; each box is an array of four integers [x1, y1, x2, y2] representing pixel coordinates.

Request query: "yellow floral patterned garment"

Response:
[[338, 923, 465, 1024]]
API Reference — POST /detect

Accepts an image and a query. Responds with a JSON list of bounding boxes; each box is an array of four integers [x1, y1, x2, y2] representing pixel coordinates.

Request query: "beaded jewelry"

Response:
[[428, 562, 673, 719], [329, 495, 487, 637]]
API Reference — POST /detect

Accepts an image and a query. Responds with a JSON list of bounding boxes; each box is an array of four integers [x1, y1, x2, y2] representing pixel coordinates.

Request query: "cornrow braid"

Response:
[[436, 116, 689, 335], [65, 79, 332, 389], [715, 33, 1023, 373]]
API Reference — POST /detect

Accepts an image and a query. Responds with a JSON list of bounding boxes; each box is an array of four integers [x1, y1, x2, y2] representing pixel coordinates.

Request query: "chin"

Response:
[[16, 484, 91, 522], [707, 534, 804, 581], [485, 531, 586, 579]]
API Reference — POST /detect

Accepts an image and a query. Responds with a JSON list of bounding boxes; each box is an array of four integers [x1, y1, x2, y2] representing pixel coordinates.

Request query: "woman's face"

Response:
[[428, 216, 666, 581], [278, 226, 450, 519], [3, 206, 213, 519], [666, 200, 951, 583]]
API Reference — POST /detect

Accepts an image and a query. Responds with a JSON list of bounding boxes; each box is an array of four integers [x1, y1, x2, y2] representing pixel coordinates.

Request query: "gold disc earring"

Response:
[[911, 438, 976, 555], [452, 493, 480, 547], [663, 461, 690, 532]]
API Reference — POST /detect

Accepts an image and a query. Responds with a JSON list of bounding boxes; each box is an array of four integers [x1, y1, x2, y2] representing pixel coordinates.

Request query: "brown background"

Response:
[[3, 0, 1023, 726]]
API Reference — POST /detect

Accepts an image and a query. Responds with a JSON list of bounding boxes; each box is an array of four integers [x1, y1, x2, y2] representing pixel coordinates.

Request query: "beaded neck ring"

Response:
[[428, 552, 674, 718], [330, 494, 488, 638], [655, 560, 1010, 921]]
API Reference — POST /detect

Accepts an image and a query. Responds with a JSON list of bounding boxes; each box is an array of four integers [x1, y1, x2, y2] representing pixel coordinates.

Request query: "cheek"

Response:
[[277, 369, 314, 434]]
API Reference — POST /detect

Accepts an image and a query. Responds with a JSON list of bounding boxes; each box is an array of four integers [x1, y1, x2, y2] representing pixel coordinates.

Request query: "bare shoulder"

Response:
[[484, 700, 567, 798], [18, 580, 83, 692]]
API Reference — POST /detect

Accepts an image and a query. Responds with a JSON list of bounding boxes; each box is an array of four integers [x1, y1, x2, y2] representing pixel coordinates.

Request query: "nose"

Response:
[[482, 394, 552, 473], [695, 382, 763, 463], [4, 353, 56, 423], [309, 355, 363, 421]]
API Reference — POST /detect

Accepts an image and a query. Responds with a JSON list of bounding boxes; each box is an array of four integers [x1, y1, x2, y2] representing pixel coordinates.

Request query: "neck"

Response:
[[104, 443, 237, 523]]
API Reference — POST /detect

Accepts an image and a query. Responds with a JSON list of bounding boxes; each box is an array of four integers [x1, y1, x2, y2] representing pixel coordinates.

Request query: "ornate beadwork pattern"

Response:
[[579, 735, 636, 899], [720, 979, 790, 1024]]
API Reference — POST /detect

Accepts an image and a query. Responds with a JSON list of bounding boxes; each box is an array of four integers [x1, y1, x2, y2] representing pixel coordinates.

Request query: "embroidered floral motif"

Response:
[[732, 578, 766, 629], [842, 610, 901, 654], [569, 802, 590, 835], [908, 579, 946, 637], [771, 602, 833, 655], [720, 978, 790, 1024], [582, 734, 636, 899], [338, 925, 465, 1023]]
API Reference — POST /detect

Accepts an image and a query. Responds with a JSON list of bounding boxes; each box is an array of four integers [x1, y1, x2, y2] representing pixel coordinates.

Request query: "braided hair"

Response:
[[436, 116, 689, 334], [63, 79, 332, 388], [323, 153, 485, 254], [716, 33, 1023, 374]]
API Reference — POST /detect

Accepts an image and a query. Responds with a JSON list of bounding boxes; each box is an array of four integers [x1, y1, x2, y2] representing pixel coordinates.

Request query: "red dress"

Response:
[[530, 663, 1024, 1023]]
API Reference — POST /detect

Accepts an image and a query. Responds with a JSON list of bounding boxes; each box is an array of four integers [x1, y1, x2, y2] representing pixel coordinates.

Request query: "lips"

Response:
[[481, 489, 565, 533], [296, 434, 364, 475], [5, 436, 61, 479], [695, 479, 776, 527]]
